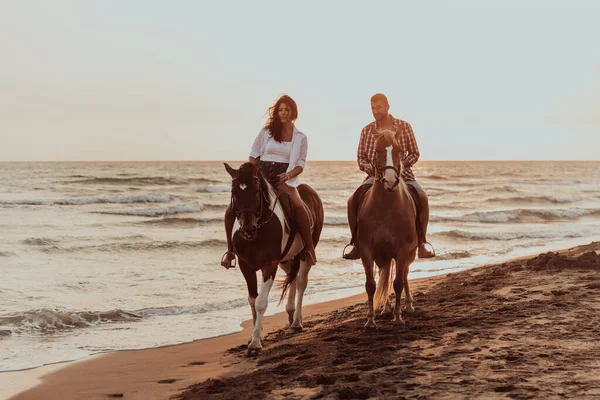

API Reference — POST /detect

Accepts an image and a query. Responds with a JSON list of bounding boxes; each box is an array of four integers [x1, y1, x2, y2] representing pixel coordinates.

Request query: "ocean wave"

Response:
[[0, 299, 253, 335], [421, 174, 449, 180], [485, 195, 584, 204], [0, 194, 176, 206], [0, 309, 141, 334], [479, 186, 521, 193], [0, 251, 15, 257], [309, 183, 361, 191], [202, 202, 229, 211], [432, 229, 592, 242], [434, 250, 474, 260], [432, 208, 600, 224], [95, 203, 202, 217], [324, 216, 348, 226], [196, 185, 231, 193], [40, 238, 227, 253], [135, 216, 221, 227], [21, 237, 60, 246], [135, 217, 216, 228], [134, 299, 250, 318], [69, 176, 222, 186]]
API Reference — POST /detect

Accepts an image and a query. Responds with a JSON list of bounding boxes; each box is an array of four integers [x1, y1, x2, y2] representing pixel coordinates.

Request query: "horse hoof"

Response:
[[290, 325, 303, 333], [364, 321, 377, 330], [403, 305, 415, 313], [246, 347, 261, 357], [393, 316, 405, 325]]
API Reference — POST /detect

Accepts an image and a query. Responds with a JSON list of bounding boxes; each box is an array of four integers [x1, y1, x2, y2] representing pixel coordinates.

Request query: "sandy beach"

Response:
[[4, 241, 600, 400]]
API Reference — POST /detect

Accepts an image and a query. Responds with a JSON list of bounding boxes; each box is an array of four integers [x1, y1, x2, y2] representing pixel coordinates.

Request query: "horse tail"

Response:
[[374, 260, 394, 311], [278, 254, 301, 306]]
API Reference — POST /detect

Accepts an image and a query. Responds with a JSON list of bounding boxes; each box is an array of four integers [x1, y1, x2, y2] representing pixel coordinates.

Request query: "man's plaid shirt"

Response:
[[357, 114, 420, 182]]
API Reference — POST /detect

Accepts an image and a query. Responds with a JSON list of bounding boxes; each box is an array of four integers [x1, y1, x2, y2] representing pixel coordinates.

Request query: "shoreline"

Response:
[[3, 241, 600, 399], [1, 276, 443, 400]]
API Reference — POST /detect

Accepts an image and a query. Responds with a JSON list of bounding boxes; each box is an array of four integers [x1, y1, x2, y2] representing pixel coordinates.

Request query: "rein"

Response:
[[231, 175, 297, 260], [376, 164, 401, 191], [231, 177, 279, 230]]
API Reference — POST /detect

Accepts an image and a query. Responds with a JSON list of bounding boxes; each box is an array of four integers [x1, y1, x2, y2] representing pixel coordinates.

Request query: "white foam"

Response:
[[0, 194, 175, 206], [97, 203, 202, 217]]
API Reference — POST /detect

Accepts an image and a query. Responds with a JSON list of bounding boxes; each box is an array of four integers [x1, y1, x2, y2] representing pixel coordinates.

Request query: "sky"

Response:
[[1, 1, 599, 161]]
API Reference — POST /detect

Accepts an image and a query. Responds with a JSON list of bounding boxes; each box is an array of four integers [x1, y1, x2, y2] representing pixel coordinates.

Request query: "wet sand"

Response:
[[179, 242, 600, 400], [6, 242, 600, 400]]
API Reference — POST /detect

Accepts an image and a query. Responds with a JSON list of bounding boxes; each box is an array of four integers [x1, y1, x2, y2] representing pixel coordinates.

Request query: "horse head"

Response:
[[224, 161, 269, 241], [373, 129, 403, 192]]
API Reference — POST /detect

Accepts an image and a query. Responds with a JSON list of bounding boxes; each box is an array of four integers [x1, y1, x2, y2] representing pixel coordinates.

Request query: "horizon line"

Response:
[[1, 159, 599, 163]]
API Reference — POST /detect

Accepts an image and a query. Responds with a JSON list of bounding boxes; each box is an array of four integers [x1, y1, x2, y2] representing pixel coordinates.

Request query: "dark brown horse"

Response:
[[224, 161, 324, 355], [356, 130, 418, 328]]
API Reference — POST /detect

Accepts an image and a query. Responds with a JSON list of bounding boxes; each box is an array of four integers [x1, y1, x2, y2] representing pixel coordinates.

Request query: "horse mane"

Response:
[[372, 129, 399, 149]]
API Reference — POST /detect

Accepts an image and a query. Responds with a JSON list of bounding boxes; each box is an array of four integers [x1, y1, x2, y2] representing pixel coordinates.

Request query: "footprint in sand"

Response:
[[157, 378, 181, 384], [187, 361, 206, 366]]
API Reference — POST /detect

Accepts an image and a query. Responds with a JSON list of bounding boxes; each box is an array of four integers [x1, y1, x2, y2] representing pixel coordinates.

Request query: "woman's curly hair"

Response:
[[264, 94, 298, 142]]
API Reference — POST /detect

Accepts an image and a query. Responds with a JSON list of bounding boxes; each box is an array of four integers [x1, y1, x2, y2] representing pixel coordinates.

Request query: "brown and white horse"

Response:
[[224, 161, 324, 355], [356, 130, 418, 328]]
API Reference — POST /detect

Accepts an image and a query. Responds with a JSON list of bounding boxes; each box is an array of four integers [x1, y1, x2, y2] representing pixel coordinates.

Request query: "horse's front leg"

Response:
[[291, 257, 310, 332], [247, 261, 277, 356], [279, 261, 297, 326], [361, 249, 377, 330], [240, 261, 258, 341]]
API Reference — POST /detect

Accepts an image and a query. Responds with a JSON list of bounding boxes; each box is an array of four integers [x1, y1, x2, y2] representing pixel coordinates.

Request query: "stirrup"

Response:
[[342, 243, 360, 260], [221, 251, 237, 269], [418, 242, 436, 258]]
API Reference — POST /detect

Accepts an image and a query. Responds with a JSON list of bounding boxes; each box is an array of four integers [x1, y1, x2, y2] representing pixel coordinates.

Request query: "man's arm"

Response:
[[402, 122, 420, 168], [357, 127, 374, 176]]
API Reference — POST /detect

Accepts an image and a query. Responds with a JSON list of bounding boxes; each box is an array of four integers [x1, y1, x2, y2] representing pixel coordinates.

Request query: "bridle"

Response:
[[375, 162, 401, 192], [230, 175, 279, 231], [372, 130, 402, 192]]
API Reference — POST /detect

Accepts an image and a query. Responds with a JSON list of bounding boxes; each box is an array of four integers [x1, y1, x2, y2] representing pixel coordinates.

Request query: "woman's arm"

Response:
[[249, 129, 267, 161], [278, 165, 303, 183], [279, 133, 307, 183]]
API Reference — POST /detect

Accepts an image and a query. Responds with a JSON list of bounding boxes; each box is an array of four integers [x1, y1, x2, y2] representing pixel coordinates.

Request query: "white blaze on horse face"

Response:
[[383, 146, 396, 189], [239, 183, 247, 190]]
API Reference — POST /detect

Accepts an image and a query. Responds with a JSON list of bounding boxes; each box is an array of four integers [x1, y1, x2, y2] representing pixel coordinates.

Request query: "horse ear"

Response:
[[224, 163, 237, 179]]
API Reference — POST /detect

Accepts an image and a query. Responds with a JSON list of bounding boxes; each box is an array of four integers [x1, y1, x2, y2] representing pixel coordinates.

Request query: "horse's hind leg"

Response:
[[361, 250, 377, 330], [279, 261, 297, 326], [392, 258, 405, 324], [379, 265, 393, 316], [291, 257, 310, 332], [402, 249, 417, 313]]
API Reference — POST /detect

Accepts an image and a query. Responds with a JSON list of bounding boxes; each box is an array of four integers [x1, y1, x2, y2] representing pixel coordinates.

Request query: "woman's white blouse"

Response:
[[249, 125, 308, 187]]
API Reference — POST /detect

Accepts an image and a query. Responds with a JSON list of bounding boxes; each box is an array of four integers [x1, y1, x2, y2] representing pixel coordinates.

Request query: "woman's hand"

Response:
[[278, 172, 291, 183]]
